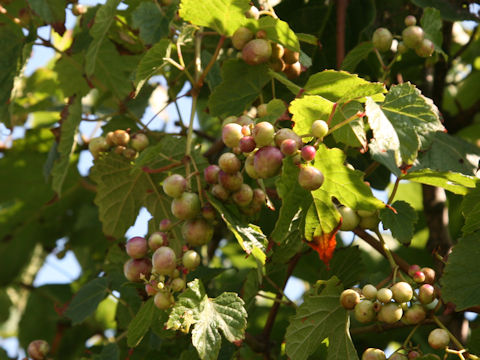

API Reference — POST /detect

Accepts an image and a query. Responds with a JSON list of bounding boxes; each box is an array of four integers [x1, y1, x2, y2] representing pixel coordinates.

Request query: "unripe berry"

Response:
[[340, 289, 360, 310], [404, 15, 417, 26], [222, 123, 243, 148], [283, 48, 300, 64], [152, 246, 177, 275], [211, 184, 230, 201], [204, 164, 220, 184], [114, 145, 126, 155], [413, 271, 425, 283], [124, 258, 152, 282], [270, 58, 286, 72], [408, 351, 421, 359], [237, 115, 254, 126], [280, 139, 298, 156], [218, 170, 243, 191], [244, 153, 259, 179], [397, 41, 408, 54], [428, 328, 450, 349], [242, 39, 272, 65], [389, 353, 408, 360], [245, 5, 259, 19], [145, 281, 158, 296], [148, 232, 167, 250], [112, 129, 130, 146], [232, 26, 254, 50], [27, 340, 50, 360], [338, 206, 360, 231], [159, 219, 172, 231], [182, 218, 214, 247], [232, 183, 254, 207], [283, 61, 301, 79], [415, 38, 434, 57], [354, 300, 376, 323], [362, 284, 378, 300], [218, 152, 241, 173], [201, 202, 216, 220], [171, 192, 201, 220], [356, 209, 377, 217], [404, 304, 426, 324], [239, 136, 256, 153], [252, 121, 275, 147], [274, 128, 303, 148], [271, 43, 285, 60], [154, 291, 173, 310], [130, 133, 149, 152], [298, 165, 324, 191], [372, 27, 393, 52], [222, 115, 238, 126], [126, 236, 148, 259], [408, 264, 421, 277], [301, 145, 316, 161], [183, 250, 201, 270], [390, 282, 413, 303], [252, 188, 266, 206], [421, 267, 435, 284], [418, 284, 435, 304], [122, 148, 137, 161], [171, 278, 186, 292], [376, 288, 393, 303], [163, 174, 187, 198], [257, 104, 268, 117], [311, 120, 329, 139], [378, 303, 403, 323], [359, 212, 380, 230], [105, 131, 116, 147], [89, 136, 109, 158], [362, 348, 386, 360], [254, 146, 284, 178], [402, 26, 424, 49]]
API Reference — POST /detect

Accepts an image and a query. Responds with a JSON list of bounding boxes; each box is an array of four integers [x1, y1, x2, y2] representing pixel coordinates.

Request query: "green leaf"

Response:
[[412, 0, 478, 21], [271, 157, 312, 243], [179, 0, 250, 36], [366, 83, 444, 170], [0, 20, 24, 126], [65, 277, 109, 325], [380, 200, 418, 244], [93, 41, 136, 99], [290, 95, 334, 137], [304, 70, 385, 103], [285, 276, 358, 360], [27, 0, 66, 24], [132, 2, 173, 45], [257, 17, 299, 52], [86, 0, 121, 76], [441, 232, 480, 310], [90, 153, 156, 238], [208, 60, 271, 117], [51, 97, 82, 196], [0, 290, 12, 323], [330, 101, 366, 148], [135, 40, 169, 95], [269, 69, 302, 95], [411, 132, 480, 176], [208, 195, 267, 264], [461, 183, 480, 234], [296, 33, 318, 45], [341, 42, 374, 73], [307, 191, 341, 236], [127, 298, 159, 347], [167, 279, 247, 360], [318, 247, 366, 289], [95, 343, 120, 360], [421, 8, 444, 54], [257, 98, 286, 124], [313, 143, 384, 212], [402, 169, 476, 195], [54, 55, 91, 97]]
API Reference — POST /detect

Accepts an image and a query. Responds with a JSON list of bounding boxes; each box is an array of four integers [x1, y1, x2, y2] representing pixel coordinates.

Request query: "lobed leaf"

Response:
[[127, 298, 159, 347], [135, 40, 170, 95], [65, 277, 109, 325], [132, 2, 174, 45], [257, 16, 299, 52], [380, 200, 418, 244], [461, 182, 480, 234]]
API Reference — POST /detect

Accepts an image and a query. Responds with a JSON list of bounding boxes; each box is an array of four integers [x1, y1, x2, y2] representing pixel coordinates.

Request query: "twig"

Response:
[[388, 177, 401, 204]]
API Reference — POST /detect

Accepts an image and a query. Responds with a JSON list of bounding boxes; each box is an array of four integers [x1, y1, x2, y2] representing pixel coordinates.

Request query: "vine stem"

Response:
[[326, 109, 364, 134], [388, 177, 401, 204], [374, 229, 397, 270], [402, 324, 420, 347]]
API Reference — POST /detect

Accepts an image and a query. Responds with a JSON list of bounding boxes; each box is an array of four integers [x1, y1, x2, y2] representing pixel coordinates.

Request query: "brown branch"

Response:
[[350, 318, 435, 335], [195, 35, 226, 90], [353, 229, 410, 273], [335, 0, 348, 69]]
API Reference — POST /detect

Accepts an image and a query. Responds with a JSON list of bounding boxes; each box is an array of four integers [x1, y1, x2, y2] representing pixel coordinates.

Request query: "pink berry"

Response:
[[124, 258, 152, 282], [126, 236, 148, 259], [218, 152, 241, 173], [298, 165, 324, 191], [301, 145, 316, 161], [218, 170, 243, 191], [242, 39, 272, 65], [152, 246, 177, 275], [182, 219, 214, 247], [253, 146, 284, 178], [148, 232, 168, 251], [204, 164, 220, 184], [280, 139, 298, 156], [239, 136, 256, 153]]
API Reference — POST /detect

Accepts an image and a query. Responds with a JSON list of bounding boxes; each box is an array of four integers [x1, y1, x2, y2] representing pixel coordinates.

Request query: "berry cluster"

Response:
[[88, 129, 149, 160], [123, 229, 202, 310], [337, 206, 380, 231], [231, 19, 302, 79], [206, 112, 329, 214], [341, 264, 452, 358], [372, 15, 434, 58]]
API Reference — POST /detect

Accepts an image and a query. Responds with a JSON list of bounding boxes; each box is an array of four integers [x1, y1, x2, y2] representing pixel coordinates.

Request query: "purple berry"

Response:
[[204, 164, 220, 184], [152, 246, 177, 275], [254, 146, 284, 178], [159, 219, 171, 231], [218, 170, 243, 191], [126, 236, 148, 259], [124, 258, 152, 282], [232, 184, 254, 207], [298, 165, 324, 191], [182, 218, 214, 247], [239, 136, 256, 153]]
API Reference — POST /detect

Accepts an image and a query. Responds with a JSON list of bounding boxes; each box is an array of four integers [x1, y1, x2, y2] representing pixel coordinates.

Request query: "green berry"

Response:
[[311, 120, 329, 139], [402, 26, 424, 49], [372, 27, 393, 52], [354, 300, 376, 323], [338, 206, 360, 231], [340, 289, 361, 310], [428, 328, 450, 349], [390, 282, 413, 303]]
